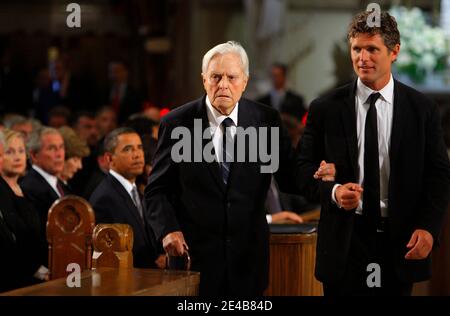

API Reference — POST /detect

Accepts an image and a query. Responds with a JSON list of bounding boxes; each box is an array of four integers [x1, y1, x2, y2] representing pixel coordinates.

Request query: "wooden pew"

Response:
[[1, 267, 200, 296], [92, 224, 134, 269], [47, 195, 95, 280]]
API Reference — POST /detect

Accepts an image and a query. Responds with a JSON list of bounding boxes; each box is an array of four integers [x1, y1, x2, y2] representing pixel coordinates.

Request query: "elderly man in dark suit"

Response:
[[145, 41, 300, 296], [297, 11, 450, 296], [90, 127, 163, 269]]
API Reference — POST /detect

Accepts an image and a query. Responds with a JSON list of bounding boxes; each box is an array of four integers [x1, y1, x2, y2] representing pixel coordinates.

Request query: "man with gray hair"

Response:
[[145, 41, 300, 296], [20, 127, 67, 265]]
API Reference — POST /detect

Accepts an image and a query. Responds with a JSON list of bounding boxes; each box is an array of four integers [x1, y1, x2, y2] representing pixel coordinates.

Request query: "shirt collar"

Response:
[[205, 95, 239, 129], [109, 169, 135, 195], [32, 165, 58, 188], [357, 74, 394, 105]]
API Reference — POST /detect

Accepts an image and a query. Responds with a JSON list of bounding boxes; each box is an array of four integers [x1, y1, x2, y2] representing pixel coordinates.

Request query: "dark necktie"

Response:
[[131, 186, 144, 220], [363, 92, 381, 228], [57, 181, 65, 197], [221, 118, 234, 185]]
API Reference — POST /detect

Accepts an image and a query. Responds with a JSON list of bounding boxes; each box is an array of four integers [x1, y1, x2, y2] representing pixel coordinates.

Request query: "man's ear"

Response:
[[391, 43, 400, 63], [29, 151, 37, 164], [104, 152, 113, 165]]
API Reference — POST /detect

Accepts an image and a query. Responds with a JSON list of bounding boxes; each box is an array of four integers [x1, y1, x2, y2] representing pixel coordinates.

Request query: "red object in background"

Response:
[[160, 108, 170, 118], [142, 100, 170, 117], [142, 101, 156, 110], [301, 111, 308, 126]]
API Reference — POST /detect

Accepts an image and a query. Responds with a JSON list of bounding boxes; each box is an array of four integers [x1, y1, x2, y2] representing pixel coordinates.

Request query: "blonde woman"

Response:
[[0, 129, 47, 291]]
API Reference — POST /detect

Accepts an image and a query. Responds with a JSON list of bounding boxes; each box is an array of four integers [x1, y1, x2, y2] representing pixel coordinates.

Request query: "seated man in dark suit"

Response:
[[90, 127, 164, 269], [257, 63, 307, 121], [20, 127, 68, 266]]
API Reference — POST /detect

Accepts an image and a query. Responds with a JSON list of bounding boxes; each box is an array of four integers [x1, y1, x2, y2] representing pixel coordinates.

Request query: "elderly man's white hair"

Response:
[[202, 41, 249, 77]]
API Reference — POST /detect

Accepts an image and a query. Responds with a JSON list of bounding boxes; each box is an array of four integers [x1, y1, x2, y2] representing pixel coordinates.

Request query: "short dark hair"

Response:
[[104, 127, 137, 154], [71, 111, 96, 127], [347, 10, 400, 51], [272, 62, 288, 76], [123, 116, 157, 137]]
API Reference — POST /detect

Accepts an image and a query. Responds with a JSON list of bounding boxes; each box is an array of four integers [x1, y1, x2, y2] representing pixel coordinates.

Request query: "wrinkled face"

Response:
[[75, 117, 99, 147], [2, 135, 27, 177], [109, 133, 144, 181], [96, 110, 117, 137], [350, 33, 399, 90], [61, 157, 82, 181], [202, 53, 248, 115], [32, 133, 65, 175], [270, 66, 286, 90]]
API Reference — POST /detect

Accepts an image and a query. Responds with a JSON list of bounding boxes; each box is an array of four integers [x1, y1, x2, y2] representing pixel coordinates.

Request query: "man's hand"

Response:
[[162, 231, 189, 256], [314, 160, 336, 182], [335, 183, 363, 210], [405, 229, 434, 260], [154, 254, 167, 269], [271, 211, 304, 224]]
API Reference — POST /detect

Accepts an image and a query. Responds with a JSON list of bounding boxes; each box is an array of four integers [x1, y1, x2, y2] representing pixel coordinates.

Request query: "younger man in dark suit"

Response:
[[297, 10, 450, 295], [90, 128, 164, 269]]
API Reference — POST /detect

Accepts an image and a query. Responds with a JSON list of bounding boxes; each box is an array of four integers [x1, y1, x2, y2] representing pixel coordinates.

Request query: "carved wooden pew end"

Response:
[[47, 195, 95, 280], [92, 224, 134, 269]]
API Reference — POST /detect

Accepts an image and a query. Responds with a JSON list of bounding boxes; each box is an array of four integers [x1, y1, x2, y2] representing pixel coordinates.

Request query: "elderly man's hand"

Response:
[[405, 229, 434, 260], [271, 211, 304, 224], [335, 183, 363, 210], [162, 231, 189, 256], [154, 254, 167, 269], [314, 160, 336, 182]]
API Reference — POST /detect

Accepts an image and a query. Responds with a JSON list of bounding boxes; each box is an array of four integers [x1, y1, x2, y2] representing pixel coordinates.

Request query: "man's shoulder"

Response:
[[394, 79, 436, 107], [286, 90, 304, 101], [242, 97, 280, 120], [160, 97, 204, 126], [310, 81, 354, 109], [89, 175, 116, 201], [20, 169, 48, 190], [256, 93, 271, 105]]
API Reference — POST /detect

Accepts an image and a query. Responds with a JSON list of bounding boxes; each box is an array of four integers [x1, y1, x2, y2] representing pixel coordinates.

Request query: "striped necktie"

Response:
[[221, 117, 235, 185]]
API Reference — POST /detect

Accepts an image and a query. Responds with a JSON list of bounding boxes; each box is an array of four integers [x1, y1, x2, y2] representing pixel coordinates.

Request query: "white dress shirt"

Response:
[[205, 96, 239, 163], [32, 165, 62, 198], [109, 169, 138, 201], [332, 75, 394, 217]]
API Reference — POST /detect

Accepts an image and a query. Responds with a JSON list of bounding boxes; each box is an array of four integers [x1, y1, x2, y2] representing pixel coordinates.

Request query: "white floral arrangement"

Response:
[[389, 6, 448, 82]]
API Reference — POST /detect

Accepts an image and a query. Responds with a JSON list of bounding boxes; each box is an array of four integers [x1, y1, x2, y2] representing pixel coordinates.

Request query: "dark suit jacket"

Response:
[[0, 177, 44, 292], [297, 79, 450, 285], [20, 168, 67, 248], [145, 96, 297, 296], [90, 174, 159, 268], [258, 90, 307, 120]]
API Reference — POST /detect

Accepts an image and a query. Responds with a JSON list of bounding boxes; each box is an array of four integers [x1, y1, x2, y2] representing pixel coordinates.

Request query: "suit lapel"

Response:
[[226, 99, 257, 188], [341, 81, 359, 180], [107, 175, 146, 232], [196, 98, 227, 193], [31, 168, 59, 200], [390, 80, 406, 168]]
